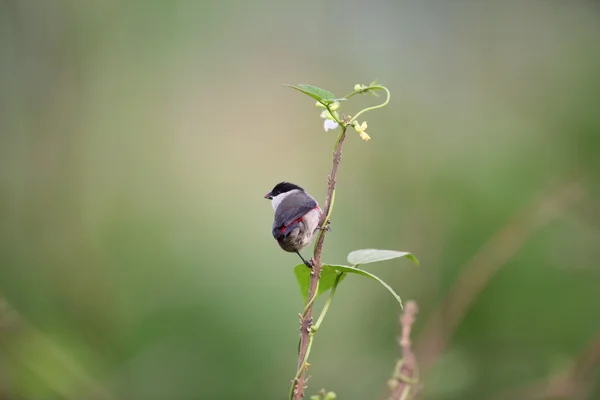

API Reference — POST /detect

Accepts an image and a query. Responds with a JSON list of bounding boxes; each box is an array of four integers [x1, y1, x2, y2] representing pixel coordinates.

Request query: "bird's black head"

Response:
[[264, 182, 304, 199]]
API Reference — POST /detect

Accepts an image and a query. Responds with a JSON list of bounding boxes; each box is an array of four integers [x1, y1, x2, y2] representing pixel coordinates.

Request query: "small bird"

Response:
[[264, 182, 324, 268]]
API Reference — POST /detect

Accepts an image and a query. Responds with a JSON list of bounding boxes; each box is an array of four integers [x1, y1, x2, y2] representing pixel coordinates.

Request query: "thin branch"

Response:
[[388, 301, 420, 400], [492, 331, 600, 400], [416, 179, 586, 372], [313, 273, 343, 331], [292, 127, 347, 400]]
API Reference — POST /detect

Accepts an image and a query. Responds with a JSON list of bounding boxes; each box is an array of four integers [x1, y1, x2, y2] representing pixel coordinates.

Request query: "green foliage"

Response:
[[324, 264, 404, 307], [294, 249, 417, 307], [294, 264, 347, 304], [284, 84, 345, 105], [347, 249, 419, 267]]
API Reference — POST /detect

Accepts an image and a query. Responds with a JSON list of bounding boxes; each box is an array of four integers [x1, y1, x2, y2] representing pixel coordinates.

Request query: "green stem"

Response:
[[313, 188, 336, 254], [333, 127, 345, 151], [313, 272, 343, 331], [289, 333, 315, 400], [320, 101, 342, 126], [342, 90, 362, 100], [290, 273, 343, 399], [302, 279, 320, 314], [290, 122, 347, 399], [347, 85, 390, 125], [312, 126, 343, 255]]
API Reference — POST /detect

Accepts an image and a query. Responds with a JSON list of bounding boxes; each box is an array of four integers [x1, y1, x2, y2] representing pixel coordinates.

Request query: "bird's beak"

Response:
[[264, 192, 272, 200]]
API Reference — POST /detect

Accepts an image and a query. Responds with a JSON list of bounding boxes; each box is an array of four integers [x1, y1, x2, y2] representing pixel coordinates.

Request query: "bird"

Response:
[[264, 182, 324, 268]]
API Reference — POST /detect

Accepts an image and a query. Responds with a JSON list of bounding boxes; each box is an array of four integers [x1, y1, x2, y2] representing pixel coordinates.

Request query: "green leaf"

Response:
[[347, 249, 419, 267], [294, 264, 346, 304], [284, 84, 344, 104], [325, 264, 403, 307]]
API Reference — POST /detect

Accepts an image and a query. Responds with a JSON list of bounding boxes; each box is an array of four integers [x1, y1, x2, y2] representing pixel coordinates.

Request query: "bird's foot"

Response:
[[304, 258, 313, 269], [317, 220, 332, 232]]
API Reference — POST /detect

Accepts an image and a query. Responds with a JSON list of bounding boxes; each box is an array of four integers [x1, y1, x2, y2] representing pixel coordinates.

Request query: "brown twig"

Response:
[[416, 179, 586, 372], [492, 331, 600, 400], [388, 301, 420, 400], [292, 127, 347, 399]]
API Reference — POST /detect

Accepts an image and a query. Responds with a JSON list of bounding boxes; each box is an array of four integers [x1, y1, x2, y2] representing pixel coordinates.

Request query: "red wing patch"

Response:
[[281, 216, 304, 235]]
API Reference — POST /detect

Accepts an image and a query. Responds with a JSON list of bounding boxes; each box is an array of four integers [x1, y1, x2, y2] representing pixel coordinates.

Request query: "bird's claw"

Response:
[[304, 259, 313, 269], [317, 220, 332, 232]]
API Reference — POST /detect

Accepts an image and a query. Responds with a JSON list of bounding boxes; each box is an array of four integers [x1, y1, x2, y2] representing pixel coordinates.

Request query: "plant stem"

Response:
[[289, 333, 315, 400], [313, 189, 335, 254], [388, 301, 419, 400], [290, 272, 341, 400], [321, 102, 342, 126], [347, 86, 390, 125], [302, 280, 320, 316], [314, 273, 343, 331], [291, 126, 347, 400], [416, 180, 585, 373]]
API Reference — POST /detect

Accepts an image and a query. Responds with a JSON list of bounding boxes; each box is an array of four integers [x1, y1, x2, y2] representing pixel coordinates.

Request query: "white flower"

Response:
[[324, 119, 339, 132], [318, 102, 340, 132]]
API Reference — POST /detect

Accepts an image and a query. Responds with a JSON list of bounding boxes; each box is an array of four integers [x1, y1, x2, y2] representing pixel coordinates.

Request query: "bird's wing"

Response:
[[272, 192, 317, 239]]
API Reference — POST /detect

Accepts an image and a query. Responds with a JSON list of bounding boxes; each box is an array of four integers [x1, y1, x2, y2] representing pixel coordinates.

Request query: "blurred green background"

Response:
[[2, 1, 600, 399]]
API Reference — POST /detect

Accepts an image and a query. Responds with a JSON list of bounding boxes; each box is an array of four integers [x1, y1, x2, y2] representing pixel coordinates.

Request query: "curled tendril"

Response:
[[346, 85, 390, 126]]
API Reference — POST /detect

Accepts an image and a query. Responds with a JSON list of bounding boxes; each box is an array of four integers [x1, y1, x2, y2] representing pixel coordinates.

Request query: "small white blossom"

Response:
[[324, 119, 339, 132], [318, 102, 340, 132]]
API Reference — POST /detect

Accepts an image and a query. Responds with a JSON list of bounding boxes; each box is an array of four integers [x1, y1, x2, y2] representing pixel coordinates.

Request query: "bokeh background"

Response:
[[1, 1, 600, 399]]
